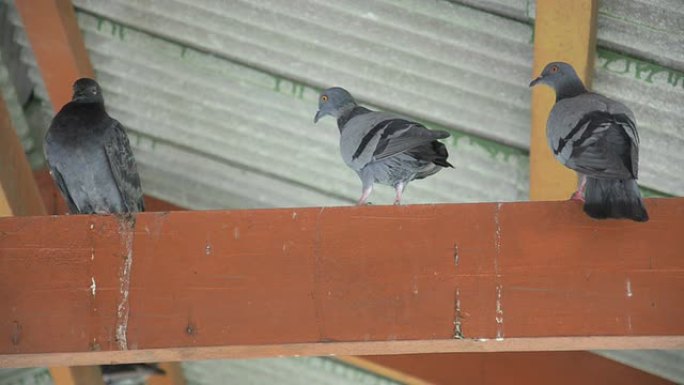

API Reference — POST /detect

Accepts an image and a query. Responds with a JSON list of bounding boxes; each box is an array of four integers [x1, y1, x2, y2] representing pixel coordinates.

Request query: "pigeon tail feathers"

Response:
[[583, 177, 648, 222]]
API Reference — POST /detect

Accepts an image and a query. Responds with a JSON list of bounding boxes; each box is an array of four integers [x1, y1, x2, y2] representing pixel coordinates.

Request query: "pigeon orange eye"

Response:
[[321, 95, 328, 103], [550, 65, 559, 73]]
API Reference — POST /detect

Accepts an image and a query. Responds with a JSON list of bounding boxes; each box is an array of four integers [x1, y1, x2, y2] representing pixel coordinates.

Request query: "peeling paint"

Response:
[[626, 278, 633, 298], [292, 211, 298, 219], [116, 216, 135, 350], [495, 284, 504, 340], [453, 288, 464, 339], [90, 277, 97, 297], [453, 244, 459, 267], [494, 203, 502, 275], [205, 242, 212, 255]]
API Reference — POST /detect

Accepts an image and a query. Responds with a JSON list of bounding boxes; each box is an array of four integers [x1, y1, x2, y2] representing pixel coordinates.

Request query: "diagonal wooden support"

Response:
[[0, 199, 682, 367], [14, 0, 94, 111], [0, 91, 46, 217], [359, 352, 676, 385], [529, 0, 598, 200]]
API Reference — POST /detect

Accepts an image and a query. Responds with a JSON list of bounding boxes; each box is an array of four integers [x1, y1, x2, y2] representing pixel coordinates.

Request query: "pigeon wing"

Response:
[[103, 120, 145, 212], [547, 93, 637, 179]]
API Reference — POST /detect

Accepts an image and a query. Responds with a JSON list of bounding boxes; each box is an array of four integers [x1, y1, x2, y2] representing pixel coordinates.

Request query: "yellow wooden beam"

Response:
[[337, 356, 433, 385], [529, 0, 598, 200], [49, 367, 105, 385]]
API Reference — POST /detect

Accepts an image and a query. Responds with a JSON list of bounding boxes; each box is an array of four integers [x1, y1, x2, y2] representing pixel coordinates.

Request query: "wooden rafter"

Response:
[[0, 91, 46, 217], [14, 0, 94, 111], [0, 199, 682, 367], [359, 352, 675, 385], [529, 0, 598, 200]]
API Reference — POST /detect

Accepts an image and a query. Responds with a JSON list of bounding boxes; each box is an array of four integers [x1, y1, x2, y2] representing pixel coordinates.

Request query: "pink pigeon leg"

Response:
[[393, 182, 405, 205], [570, 175, 587, 202], [357, 185, 373, 206]]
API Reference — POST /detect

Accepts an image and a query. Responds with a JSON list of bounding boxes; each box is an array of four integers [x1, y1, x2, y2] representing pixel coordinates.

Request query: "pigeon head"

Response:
[[529, 62, 587, 100], [314, 87, 357, 123], [72, 78, 103, 103]]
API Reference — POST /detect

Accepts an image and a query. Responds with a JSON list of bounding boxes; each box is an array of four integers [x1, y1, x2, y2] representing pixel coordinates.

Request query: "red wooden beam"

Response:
[[0, 88, 46, 216], [0, 199, 683, 367], [14, 0, 94, 110], [361, 352, 674, 385]]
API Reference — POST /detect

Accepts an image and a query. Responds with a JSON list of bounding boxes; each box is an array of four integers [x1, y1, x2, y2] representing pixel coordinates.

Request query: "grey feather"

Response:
[[44, 78, 145, 214], [314, 87, 452, 205], [530, 62, 648, 221]]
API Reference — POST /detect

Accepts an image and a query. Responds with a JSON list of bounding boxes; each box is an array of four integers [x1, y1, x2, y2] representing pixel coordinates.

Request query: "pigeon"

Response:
[[530, 62, 648, 222], [314, 87, 453, 205], [44, 78, 145, 214], [101, 363, 166, 385]]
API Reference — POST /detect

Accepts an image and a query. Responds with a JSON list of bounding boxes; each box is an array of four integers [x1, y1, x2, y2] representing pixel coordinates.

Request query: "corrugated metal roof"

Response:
[[182, 358, 405, 385], [71, 0, 535, 148], [0, 368, 51, 385], [8, 1, 530, 209], [455, 0, 684, 72]]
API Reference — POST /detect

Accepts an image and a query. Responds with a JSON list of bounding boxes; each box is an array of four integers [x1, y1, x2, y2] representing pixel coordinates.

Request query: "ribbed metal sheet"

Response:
[[0, 368, 52, 385], [10, 3, 530, 209], [72, 0, 535, 148], [182, 358, 403, 385], [455, 0, 684, 72]]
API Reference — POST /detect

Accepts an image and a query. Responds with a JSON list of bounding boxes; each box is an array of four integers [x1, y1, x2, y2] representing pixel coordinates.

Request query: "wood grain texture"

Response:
[[530, 0, 598, 200], [0, 199, 682, 367]]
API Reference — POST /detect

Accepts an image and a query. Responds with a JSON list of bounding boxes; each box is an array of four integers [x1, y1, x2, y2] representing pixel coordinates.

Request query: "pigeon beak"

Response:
[[313, 110, 323, 123], [529, 76, 543, 88]]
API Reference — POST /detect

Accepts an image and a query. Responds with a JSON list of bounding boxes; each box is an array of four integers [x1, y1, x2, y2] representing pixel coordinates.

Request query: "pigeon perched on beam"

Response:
[[44, 78, 145, 214], [314, 87, 453, 205], [530, 62, 648, 222]]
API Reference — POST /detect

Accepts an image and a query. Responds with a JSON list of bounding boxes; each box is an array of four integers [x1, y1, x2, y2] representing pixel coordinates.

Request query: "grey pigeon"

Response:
[[530, 62, 648, 222], [314, 87, 453, 205], [44, 78, 145, 214]]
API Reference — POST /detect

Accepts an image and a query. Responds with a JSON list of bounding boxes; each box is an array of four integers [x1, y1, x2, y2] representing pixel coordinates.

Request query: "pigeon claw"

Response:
[[569, 190, 585, 202]]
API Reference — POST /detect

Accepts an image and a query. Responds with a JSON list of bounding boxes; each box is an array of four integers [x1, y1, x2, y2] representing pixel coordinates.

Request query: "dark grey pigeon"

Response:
[[530, 62, 648, 222], [314, 87, 453, 205], [44, 78, 144, 214]]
